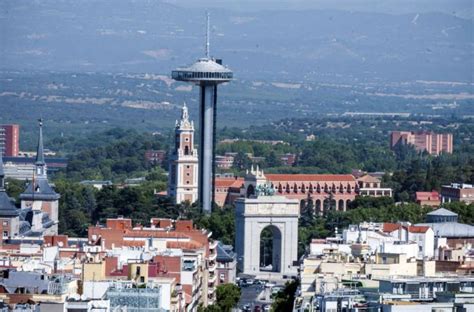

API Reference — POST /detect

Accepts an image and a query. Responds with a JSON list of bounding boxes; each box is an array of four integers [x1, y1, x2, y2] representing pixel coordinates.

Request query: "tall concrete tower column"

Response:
[[199, 84, 217, 212]]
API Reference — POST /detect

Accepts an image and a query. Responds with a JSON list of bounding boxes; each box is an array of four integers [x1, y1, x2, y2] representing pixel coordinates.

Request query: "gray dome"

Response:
[[172, 58, 233, 82]]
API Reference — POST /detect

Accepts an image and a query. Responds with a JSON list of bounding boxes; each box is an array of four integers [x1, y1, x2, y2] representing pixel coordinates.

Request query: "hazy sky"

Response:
[[165, 0, 473, 18]]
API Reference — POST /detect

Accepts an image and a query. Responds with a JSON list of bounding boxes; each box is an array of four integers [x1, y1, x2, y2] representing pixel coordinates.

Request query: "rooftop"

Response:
[[266, 174, 355, 182], [416, 222, 474, 238], [442, 183, 474, 189], [427, 208, 458, 217]]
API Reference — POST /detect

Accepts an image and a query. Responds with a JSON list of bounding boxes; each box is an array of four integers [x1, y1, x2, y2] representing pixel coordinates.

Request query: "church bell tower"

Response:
[[168, 104, 199, 204]]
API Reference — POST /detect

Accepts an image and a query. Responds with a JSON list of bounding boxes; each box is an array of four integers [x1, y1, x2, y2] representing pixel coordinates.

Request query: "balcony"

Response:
[[208, 273, 217, 284], [209, 240, 218, 249], [208, 261, 217, 272], [208, 251, 217, 261], [208, 287, 215, 295]]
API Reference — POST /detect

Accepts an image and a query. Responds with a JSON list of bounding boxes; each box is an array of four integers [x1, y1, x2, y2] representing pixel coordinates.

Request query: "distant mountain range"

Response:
[[1, 0, 472, 82]]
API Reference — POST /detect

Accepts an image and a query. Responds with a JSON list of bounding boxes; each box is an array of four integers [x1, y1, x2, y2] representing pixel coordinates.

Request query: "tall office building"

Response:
[[390, 131, 453, 155], [168, 104, 199, 204], [0, 125, 20, 157]]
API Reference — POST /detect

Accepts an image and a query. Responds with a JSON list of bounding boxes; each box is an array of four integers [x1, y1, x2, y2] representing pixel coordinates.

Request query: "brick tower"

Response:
[[168, 104, 199, 204]]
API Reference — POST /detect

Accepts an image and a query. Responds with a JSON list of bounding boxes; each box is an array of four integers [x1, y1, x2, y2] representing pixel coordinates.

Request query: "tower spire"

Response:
[[35, 119, 46, 177], [205, 12, 210, 58]]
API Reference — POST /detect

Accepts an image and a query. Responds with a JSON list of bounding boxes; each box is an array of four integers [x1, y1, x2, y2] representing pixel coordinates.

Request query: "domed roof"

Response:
[[427, 208, 458, 217], [179, 58, 232, 73]]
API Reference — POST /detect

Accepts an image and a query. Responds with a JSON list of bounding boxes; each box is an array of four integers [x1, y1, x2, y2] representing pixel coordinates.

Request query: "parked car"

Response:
[[265, 281, 276, 288]]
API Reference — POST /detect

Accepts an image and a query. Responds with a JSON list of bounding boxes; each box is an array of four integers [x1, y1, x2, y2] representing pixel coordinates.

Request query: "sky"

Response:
[[164, 0, 473, 18]]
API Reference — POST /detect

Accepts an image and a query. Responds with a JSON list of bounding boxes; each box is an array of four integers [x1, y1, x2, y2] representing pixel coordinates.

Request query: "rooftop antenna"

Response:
[[205, 11, 210, 58]]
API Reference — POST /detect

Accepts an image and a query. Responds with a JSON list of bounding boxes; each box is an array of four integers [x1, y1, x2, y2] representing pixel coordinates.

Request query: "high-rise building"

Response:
[[0, 124, 20, 157], [168, 104, 199, 204], [171, 14, 233, 213], [390, 131, 453, 155]]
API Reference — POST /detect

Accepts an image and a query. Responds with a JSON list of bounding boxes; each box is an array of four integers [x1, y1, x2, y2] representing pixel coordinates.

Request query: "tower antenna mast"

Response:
[[205, 12, 210, 58]]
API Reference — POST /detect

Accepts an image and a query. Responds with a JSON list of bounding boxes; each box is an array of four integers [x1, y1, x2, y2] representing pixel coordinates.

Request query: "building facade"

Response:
[[214, 170, 393, 211], [357, 174, 392, 197], [0, 124, 20, 157], [441, 183, 474, 204], [168, 104, 199, 205], [390, 131, 453, 155], [416, 191, 441, 207], [145, 149, 166, 165]]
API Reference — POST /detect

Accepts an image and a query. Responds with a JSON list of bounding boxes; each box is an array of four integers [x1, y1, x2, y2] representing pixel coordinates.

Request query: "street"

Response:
[[238, 284, 273, 311]]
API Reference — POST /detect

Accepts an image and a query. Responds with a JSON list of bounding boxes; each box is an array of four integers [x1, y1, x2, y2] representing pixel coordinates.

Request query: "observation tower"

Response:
[[171, 14, 233, 213]]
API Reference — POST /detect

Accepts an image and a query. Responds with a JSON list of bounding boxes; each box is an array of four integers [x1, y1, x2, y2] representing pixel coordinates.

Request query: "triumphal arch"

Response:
[[235, 167, 299, 279]]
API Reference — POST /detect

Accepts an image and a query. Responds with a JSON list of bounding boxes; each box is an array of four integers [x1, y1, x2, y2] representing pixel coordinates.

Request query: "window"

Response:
[[2, 221, 7, 226], [3, 231, 7, 238]]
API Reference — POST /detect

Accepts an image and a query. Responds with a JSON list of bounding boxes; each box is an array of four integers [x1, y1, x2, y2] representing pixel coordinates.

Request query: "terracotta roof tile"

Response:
[[167, 241, 204, 250], [408, 226, 430, 233], [215, 177, 244, 188], [266, 174, 355, 182], [383, 223, 402, 233]]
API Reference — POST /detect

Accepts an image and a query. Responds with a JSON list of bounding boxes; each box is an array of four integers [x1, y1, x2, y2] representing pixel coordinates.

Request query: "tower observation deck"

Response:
[[171, 20, 233, 214]]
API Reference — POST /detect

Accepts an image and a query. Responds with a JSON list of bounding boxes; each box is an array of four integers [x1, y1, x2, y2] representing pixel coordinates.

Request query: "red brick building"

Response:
[[416, 191, 441, 207], [214, 168, 395, 212], [145, 150, 166, 164], [0, 125, 20, 157], [390, 131, 453, 155]]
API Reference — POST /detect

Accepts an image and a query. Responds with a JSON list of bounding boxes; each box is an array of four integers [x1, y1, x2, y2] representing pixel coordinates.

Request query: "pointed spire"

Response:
[[35, 119, 46, 177], [36, 118, 45, 166]]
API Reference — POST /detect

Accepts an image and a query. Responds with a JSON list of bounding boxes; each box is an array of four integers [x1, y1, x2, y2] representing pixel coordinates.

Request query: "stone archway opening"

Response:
[[338, 199, 345, 211], [259, 225, 282, 273]]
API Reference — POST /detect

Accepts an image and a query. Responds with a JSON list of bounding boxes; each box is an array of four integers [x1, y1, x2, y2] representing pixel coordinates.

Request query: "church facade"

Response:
[[168, 104, 199, 204]]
